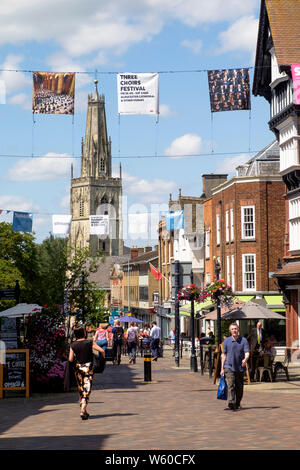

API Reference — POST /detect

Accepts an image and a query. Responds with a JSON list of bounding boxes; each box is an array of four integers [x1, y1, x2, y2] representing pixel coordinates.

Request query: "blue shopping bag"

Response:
[[217, 375, 227, 400]]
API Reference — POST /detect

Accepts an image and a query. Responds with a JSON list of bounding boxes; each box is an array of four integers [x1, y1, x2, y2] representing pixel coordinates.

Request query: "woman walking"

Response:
[[69, 325, 105, 420], [93, 323, 109, 351]]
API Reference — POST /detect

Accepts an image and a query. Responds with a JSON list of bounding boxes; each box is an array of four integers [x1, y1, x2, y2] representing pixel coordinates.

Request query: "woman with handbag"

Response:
[[69, 325, 105, 420]]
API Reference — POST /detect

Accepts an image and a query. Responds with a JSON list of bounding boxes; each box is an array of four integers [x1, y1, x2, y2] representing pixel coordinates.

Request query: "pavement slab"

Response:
[[0, 354, 300, 450]]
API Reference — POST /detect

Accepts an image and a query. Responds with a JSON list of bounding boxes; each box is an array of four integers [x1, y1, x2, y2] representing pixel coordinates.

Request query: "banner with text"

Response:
[[12, 211, 33, 233], [117, 73, 159, 115], [292, 64, 300, 105], [208, 68, 251, 113], [33, 72, 75, 114], [89, 215, 109, 235], [52, 215, 72, 235]]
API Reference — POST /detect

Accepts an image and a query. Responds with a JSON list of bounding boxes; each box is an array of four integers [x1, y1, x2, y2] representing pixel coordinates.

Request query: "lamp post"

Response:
[[214, 259, 222, 346], [190, 270, 198, 372], [80, 271, 86, 324], [174, 260, 180, 367]]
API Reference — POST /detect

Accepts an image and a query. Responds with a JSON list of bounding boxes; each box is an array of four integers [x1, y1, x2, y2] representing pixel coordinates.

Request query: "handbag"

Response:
[[92, 353, 106, 373], [217, 375, 227, 400]]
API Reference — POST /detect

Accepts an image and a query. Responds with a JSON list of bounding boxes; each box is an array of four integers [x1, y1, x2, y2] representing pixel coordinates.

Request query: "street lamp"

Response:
[[214, 259, 222, 346], [80, 271, 86, 324], [190, 270, 198, 372]]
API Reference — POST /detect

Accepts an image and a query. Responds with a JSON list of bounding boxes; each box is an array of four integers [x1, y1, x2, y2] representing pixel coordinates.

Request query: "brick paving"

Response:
[[1, 352, 300, 450]]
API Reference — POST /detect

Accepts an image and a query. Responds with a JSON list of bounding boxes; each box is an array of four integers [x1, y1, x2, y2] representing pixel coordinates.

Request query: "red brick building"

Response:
[[204, 141, 286, 304], [253, 0, 300, 348]]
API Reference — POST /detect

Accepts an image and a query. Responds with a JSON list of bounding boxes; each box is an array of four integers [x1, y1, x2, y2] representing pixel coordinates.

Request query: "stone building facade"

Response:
[[70, 81, 123, 256]]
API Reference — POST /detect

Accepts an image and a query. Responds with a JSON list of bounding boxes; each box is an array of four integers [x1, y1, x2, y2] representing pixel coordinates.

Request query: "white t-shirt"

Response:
[[127, 326, 139, 343]]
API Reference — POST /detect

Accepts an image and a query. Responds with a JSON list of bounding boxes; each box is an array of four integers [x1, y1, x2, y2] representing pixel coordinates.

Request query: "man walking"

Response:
[[221, 323, 249, 410], [150, 321, 161, 361]]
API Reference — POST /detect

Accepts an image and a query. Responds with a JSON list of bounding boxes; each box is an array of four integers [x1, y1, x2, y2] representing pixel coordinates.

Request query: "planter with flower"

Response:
[[25, 307, 68, 393], [206, 278, 235, 306], [177, 284, 209, 303]]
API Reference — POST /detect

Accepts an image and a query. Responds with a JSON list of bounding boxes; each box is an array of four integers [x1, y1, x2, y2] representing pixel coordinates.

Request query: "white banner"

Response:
[[52, 215, 72, 235], [89, 215, 109, 235], [117, 72, 159, 115]]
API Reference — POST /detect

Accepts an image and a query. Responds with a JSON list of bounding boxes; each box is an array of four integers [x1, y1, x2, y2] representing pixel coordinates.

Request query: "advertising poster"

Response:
[[117, 72, 159, 115], [52, 215, 72, 235], [89, 215, 109, 235], [12, 211, 33, 233], [291, 64, 300, 105], [33, 72, 75, 114], [208, 68, 251, 113]]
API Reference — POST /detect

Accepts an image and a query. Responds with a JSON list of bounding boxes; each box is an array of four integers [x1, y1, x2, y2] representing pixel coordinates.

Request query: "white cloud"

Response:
[[181, 39, 202, 54], [6, 152, 75, 182], [0, 54, 31, 95], [123, 171, 176, 195], [217, 15, 259, 56], [0, 1, 258, 62], [165, 133, 202, 158], [8, 92, 31, 110], [0, 194, 38, 212], [159, 104, 175, 118], [215, 153, 249, 175]]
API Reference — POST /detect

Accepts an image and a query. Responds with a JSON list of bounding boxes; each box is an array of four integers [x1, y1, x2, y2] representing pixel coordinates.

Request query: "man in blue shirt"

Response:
[[221, 323, 250, 410]]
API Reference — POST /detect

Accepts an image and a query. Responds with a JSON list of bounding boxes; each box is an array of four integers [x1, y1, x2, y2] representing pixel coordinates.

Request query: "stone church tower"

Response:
[[70, 80, 123, 256]]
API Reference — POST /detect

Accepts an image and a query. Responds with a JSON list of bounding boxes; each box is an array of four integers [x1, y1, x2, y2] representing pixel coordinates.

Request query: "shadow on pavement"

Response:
[[0, 434, 113, 450]]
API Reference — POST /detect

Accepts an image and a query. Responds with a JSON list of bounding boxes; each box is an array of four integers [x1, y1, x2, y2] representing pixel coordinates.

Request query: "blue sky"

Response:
[[0, 0, 275, 244]]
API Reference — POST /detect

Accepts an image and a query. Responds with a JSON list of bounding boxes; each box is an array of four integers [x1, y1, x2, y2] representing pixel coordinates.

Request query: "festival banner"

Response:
[[32, 72, 75, 114], [12, 211, 33, 233], [89, 215, 109, 235], [52, 215, 72, 235], [291, 64, 300, 105], [208, 68, 251, 113], [165, 210, 184, 231], [117, 72, 159, 115]]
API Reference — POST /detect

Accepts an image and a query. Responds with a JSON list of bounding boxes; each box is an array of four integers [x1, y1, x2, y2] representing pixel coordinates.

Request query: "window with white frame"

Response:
[[241, 206, 255, 239], [230, 208, 234, 241], [289, 196, 300, 251], [226, 255, 230, 284], [242, 254, 256, 291], [231, 255, 235, 291], [205, 230, 210, 258], [216, 213, 221, 245], [225, 211, 229, 243]]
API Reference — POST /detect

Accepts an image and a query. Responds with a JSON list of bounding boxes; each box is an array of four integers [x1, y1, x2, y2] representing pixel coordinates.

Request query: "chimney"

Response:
[[202, 174, 228, 199], [130, 247, 139, 259]]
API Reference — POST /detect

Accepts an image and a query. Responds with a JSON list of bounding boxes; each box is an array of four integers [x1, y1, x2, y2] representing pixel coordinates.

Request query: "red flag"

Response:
[[150, 263, 162, 281]]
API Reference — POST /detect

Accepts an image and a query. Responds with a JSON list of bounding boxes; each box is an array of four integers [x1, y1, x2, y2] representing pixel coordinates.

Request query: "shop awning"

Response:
[[264, 295, 285, 312], [179, 299, 214, 316]]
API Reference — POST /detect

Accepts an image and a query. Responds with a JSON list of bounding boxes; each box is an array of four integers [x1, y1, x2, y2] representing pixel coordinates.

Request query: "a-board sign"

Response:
[[0, 349, 29, 398]]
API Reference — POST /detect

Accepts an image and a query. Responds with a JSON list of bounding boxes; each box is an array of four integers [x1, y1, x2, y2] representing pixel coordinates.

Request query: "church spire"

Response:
[[81, 81, 111, 178]]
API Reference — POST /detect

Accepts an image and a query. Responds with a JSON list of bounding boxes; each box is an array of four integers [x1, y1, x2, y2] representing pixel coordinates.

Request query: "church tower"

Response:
[[70, 80, 123, 256]]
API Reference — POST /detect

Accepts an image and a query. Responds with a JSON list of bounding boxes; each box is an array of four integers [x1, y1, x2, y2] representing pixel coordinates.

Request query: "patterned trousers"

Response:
[[74, 362, 94, 406]]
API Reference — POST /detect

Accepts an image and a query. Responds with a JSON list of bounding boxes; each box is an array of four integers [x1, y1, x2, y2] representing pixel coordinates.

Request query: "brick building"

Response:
[[204, 141, 286, 309], [253, 0, 300, 348], [121, 247, 159, 324]]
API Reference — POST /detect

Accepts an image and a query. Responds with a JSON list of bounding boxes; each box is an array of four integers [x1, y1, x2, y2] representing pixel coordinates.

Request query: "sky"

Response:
[[0, 0, 276, 245]]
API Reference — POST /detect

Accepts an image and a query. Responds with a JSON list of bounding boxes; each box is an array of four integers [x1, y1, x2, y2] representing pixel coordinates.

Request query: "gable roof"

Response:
[[265, 0, 300, 66], [253, 0, 300, 98]]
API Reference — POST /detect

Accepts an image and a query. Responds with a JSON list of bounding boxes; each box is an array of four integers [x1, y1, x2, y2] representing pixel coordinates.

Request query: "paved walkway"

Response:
[[1, 352, 300, 450]]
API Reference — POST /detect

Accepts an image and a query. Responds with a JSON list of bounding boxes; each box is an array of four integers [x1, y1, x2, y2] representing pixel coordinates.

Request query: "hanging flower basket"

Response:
[[177, 284, 209, 303], [206, 279, 235, 305]]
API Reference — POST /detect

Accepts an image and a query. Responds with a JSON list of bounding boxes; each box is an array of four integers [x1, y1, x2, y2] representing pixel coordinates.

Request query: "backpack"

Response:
[[114, 326, 123, 342]]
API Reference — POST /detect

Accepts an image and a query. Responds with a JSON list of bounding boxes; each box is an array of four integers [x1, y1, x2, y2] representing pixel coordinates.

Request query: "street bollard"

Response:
[[144, 348, 152, 382]]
